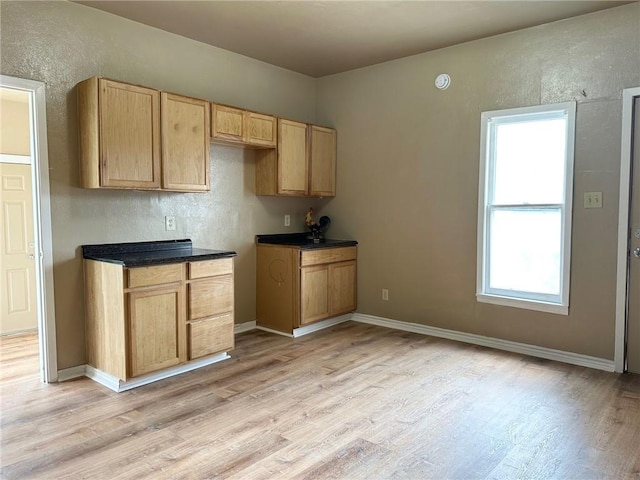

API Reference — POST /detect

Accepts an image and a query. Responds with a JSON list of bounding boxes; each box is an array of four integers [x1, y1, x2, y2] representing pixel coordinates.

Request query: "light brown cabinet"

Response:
[[186, 257, 234, 359], [161, 92, 210, 191], [255, 119, 336, 197], [256, 245, 356, 334], [77, 77, 210, 192], [211, 104, 277, 148], [128, 282, 186, 377], [84, 257, 234, 383]]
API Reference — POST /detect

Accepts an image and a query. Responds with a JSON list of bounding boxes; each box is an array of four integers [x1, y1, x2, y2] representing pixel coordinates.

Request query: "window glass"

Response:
[[489, 209, 562, 295], [477, 102, 575, 314], [493, 118, 566, 205]]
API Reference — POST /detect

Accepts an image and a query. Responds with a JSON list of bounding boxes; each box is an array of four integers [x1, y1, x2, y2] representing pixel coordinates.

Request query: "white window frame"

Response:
[[476, 102, 576, 315]]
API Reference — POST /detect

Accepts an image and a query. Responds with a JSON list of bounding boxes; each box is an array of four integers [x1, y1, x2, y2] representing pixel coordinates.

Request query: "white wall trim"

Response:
[[615, 86, 640, 373], [293, 314, 352, 337], [234, 321, 256, 334], [255, 314, 352, 338], [1, 75, 58, 383], [57, 365, 87, 382], [0, 153, 31, 164], [255, 326, 294, 338], [84, 353, 231, 392], [352, 313, 615, 372]]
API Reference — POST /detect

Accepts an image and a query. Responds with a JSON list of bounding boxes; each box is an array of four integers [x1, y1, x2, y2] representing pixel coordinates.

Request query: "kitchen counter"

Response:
[[256, 233, 357, 249], [82, 239, 237, 267]]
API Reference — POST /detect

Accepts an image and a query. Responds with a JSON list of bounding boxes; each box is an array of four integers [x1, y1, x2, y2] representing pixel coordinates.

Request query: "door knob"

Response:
[[634, 247, 640, 258]]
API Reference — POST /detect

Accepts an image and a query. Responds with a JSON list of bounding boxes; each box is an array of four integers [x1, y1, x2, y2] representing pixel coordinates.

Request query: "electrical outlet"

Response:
[[284, 215, 291, 227], [584, 192, 603, 209], [165, 215, 176, 231], [382, 289, 389, 301]]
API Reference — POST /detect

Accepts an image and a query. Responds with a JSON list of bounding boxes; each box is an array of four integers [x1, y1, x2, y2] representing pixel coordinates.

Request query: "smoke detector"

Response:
[[435, 73, 451, 90]]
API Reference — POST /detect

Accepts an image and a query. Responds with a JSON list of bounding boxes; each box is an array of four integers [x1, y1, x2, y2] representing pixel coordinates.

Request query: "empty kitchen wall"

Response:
[[0, 1, 320, 370], [316, 3, 640, 360]]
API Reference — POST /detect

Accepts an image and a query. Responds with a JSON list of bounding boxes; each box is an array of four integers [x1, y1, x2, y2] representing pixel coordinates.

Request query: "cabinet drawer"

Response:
[[300, 246, 357, 267], [189, 274, 234, 320], [188, 313, 234, 359], [127, 263, 183, 288], [189, 257, 233, 279]]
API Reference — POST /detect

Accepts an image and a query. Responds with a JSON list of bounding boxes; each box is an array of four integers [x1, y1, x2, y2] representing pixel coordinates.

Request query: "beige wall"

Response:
[[0, 90, 31, 156], [0, 1, 322, 369], [316, 4, 640, 359], [1, 0, 637, 370]]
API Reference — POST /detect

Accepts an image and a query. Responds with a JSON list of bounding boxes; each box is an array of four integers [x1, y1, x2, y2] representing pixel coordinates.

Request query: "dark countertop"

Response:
[[82, 239, 237, 267], [256, 233, 357, 249]]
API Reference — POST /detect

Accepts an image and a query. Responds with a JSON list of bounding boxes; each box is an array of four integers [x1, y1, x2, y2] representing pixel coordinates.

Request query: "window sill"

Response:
[[476, 293, 568, 315]]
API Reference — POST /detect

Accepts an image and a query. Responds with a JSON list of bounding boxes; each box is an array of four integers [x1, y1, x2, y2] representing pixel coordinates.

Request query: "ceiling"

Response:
[[74, 1, 632, 78]]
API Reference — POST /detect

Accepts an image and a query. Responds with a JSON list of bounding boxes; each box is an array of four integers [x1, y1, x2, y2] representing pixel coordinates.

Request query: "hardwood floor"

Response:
[[1, 323, 639, 479]]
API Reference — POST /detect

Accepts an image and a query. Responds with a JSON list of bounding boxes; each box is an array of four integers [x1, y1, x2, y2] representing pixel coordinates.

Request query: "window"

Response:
[[477, 102, 576, 315]]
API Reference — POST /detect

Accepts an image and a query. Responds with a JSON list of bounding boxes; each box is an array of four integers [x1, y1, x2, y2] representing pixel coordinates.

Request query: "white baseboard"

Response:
[[352, 313, 615, 372], [57, 364, 87, 382], [234, 321, 257, 334], [255, 325, 294, 338], [255, 314, 352, 338], [293, 314, 352, 338], [85, 352, 231, 392]]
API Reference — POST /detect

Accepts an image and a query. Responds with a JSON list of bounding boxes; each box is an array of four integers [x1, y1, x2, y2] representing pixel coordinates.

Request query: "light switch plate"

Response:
[[584, 192, 602, 209]]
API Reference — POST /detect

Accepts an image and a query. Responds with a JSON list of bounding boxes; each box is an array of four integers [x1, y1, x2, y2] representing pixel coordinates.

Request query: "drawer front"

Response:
[[189, 257, 233, 279], [127, 263, 183, 288], [300, 246, 357, 267], [189, 274, 234, 320], [188, 313, 234, 359]]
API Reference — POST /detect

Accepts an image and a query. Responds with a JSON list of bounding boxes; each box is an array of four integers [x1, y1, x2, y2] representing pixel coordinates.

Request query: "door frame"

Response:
[[614, 86, 640, 373], [1, 75, 57, 382]]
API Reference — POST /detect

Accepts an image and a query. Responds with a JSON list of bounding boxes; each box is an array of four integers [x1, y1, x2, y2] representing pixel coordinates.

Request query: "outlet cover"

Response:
[[165, 216, 176, 231]]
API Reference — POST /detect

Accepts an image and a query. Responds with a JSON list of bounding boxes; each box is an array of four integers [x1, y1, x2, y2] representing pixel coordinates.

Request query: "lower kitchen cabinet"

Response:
[[257, 245, 357, 334], [84, 256, 234, 384], [128, 284, 186, 377], [301, 259, 357, 325]]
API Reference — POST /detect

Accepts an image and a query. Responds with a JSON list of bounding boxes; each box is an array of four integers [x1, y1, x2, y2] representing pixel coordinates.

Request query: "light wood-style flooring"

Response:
[[1, 323, 640, 479]]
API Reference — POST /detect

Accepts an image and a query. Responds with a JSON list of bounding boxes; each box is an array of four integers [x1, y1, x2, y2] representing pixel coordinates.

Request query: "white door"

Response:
[[627, 96, 640, 374], [0, 162, 37, 334]]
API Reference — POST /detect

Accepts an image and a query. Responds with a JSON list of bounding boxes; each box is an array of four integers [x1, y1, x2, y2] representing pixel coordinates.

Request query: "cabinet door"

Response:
[[212, 104, 244, 143], [244, 112, 276, 147], [300, 264, 330, 325], [330, 260, 357, 315], [309, 126, 337, 197], [278, 119, 308, 195], [128, 285, 185, 377], [161, 93, 210, 192], [99, 79, 161, 189]]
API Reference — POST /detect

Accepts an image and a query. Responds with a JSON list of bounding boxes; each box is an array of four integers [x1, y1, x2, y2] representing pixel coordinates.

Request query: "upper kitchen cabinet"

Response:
[[78, 77, 161, 189], [309, 125, 337, 197], [161, 93, 210, 192], [211, 104, 277, 148], [77, 77, 210, 192], [255, 119, 336, 197]]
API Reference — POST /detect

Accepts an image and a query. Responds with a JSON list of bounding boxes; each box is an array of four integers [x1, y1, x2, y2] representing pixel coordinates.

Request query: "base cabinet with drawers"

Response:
[[256, 245, 357, 335], [84, 257, 234, 383]]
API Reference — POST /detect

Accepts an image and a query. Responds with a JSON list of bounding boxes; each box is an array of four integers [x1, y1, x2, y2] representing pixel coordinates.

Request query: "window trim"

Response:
[[476, 102, 576, 315]]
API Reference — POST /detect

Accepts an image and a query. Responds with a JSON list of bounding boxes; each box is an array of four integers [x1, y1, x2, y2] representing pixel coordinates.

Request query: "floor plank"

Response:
[[1, 324, 639, 479]]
